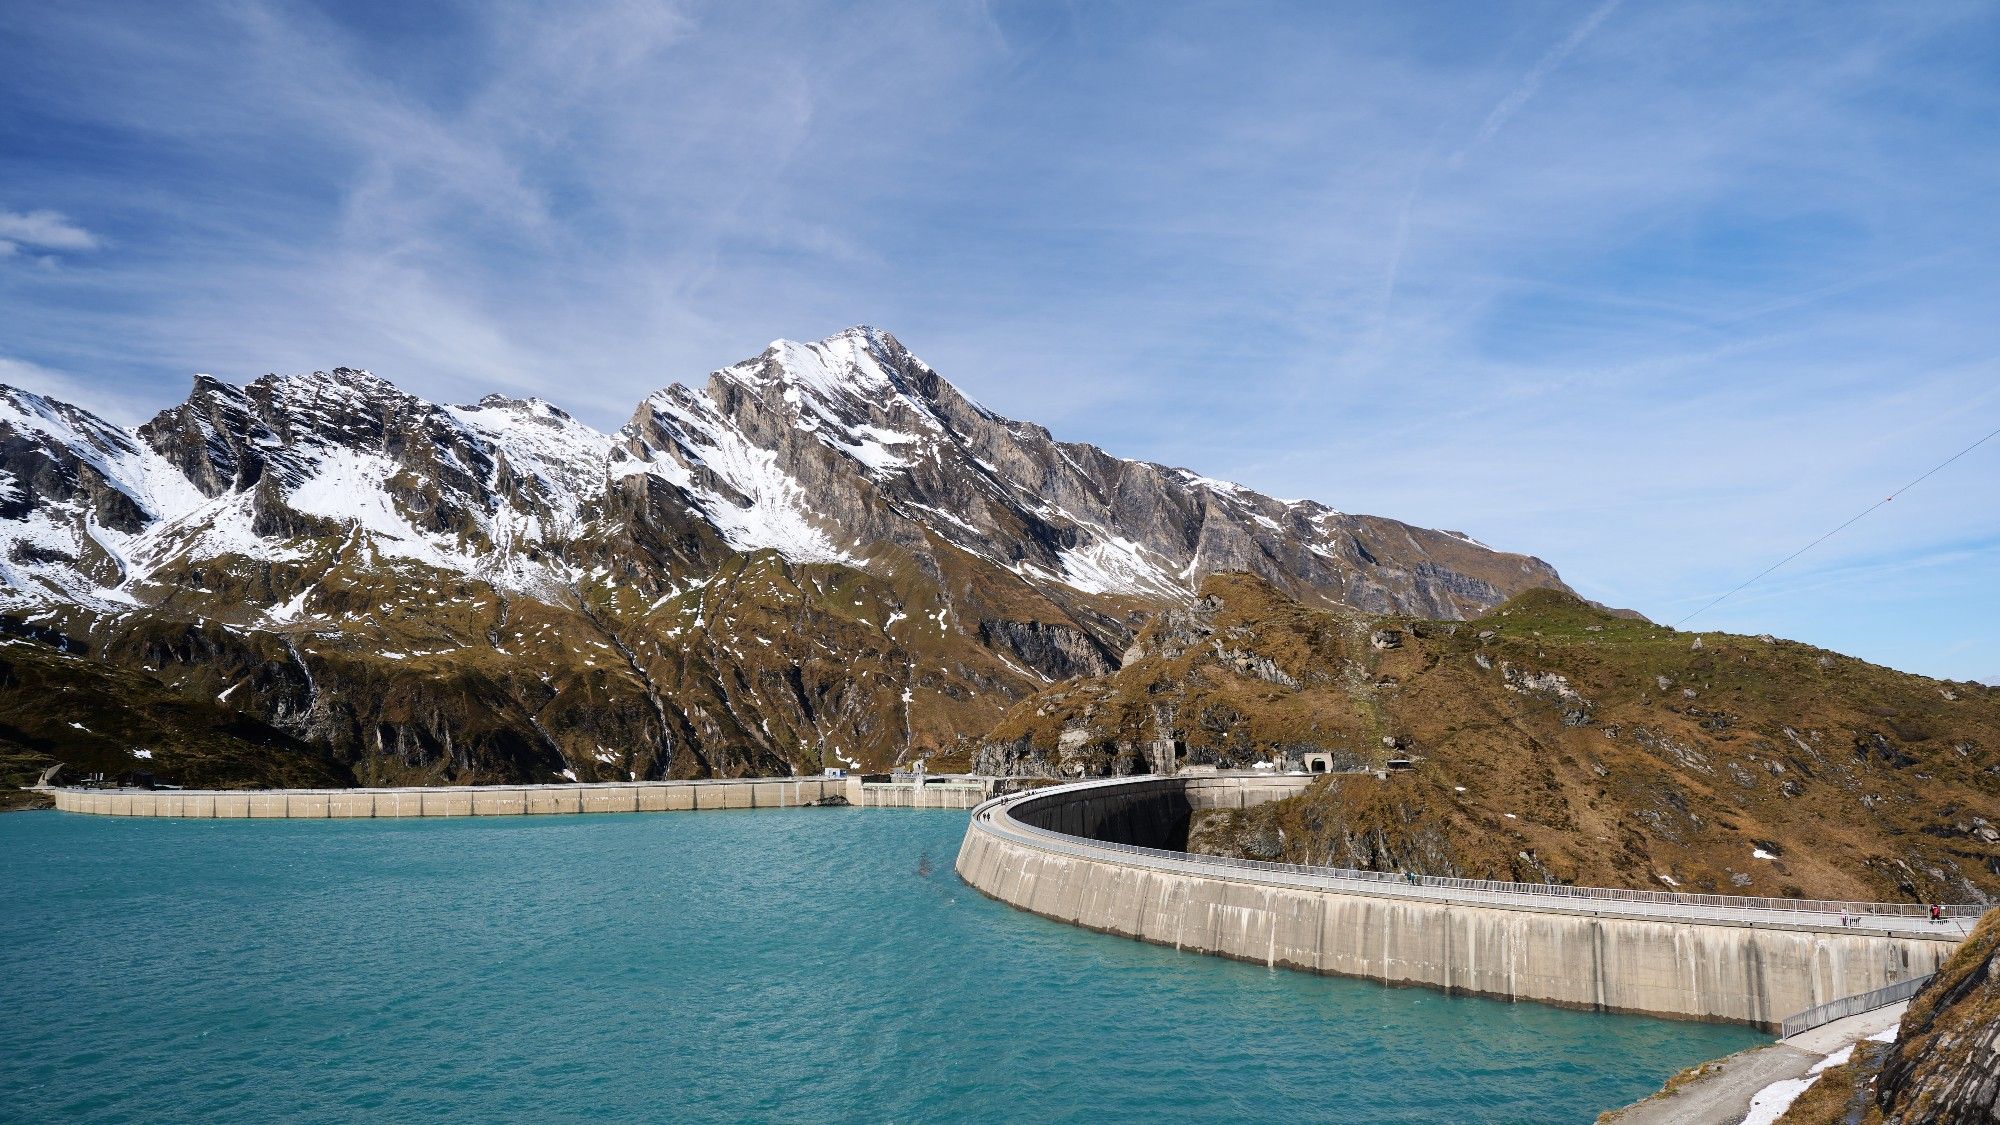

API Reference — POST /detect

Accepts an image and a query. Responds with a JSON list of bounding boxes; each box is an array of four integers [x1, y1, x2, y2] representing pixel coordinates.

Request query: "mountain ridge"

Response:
[[0, 328, 1574, 787], [5, 327, 1570, 616]]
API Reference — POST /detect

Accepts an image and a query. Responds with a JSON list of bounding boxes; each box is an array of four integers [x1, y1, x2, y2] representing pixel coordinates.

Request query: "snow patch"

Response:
[[619, 389, 858, 566], [1741, 1076, 1818, 1125], [1058, 529, 1184, 598], [268, 583, 318, 624]]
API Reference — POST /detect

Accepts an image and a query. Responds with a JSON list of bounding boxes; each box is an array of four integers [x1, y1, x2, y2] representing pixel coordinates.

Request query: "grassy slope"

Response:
[[982, 573, 2000, 902], [0, 634, 353, 806]]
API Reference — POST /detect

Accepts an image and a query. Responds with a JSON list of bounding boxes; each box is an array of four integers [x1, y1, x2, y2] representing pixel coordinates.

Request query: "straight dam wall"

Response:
[[52, 777, 847, 818], [49, 774, 1009, 818], [956, 775, 1970, 1031]]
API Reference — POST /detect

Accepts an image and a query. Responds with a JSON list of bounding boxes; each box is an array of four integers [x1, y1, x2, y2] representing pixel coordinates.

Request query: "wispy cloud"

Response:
[[0, 208, 98, 250], [0, 207, 99, 261], [1451, 0, 1623, 167], [1, 1, 1997, 679]]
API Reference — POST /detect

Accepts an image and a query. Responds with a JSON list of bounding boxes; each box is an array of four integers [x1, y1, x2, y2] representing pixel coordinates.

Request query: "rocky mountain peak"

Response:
[[274, 365, 399, 394], [468, 393, 577, 421], [1, 384, 135, 455], [722, 326, 917, 394], [253, 367, 422, 433], [597, 326, 1573, 611], [6, 328, 1574, 621], [704, 327, 962, 447]]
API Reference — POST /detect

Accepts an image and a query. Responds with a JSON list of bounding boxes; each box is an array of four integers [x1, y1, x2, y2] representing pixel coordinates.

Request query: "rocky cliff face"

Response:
[[1873, 910, 2000, 1123], [0, 328, 1572, 787], [978, 573, 2000, 902]]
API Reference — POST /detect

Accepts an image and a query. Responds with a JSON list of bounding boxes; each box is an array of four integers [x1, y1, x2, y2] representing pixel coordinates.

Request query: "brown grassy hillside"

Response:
[[0, 631, 352, 808], [976, 573, 2000, 903]]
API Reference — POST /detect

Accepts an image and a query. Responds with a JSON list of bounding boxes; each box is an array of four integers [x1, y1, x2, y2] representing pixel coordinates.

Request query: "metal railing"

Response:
[[1780, 973, 1933, 1039], [970, 776, 1985, 931]]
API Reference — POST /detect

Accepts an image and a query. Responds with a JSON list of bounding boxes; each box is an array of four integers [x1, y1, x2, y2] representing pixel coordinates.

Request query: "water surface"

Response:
[[1, 808, 1763, 1122]]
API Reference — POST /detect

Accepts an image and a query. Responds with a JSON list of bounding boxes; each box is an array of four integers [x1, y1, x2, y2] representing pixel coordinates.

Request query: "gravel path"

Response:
[[1602, 1002, 1907, 1125]]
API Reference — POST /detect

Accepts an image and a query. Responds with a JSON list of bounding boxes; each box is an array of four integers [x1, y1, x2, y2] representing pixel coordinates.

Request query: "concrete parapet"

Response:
[[957, 774, 1967, 1030], [48, 777, 858, 820], [327, 791, 376, 817], [848, 778, 999, 809], [524, 789, 577, 815], [472, 789, 523, 816]]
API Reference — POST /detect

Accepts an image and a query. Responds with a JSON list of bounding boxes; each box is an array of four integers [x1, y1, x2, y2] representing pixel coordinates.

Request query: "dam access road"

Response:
[[955, 773, 1979, 1031]]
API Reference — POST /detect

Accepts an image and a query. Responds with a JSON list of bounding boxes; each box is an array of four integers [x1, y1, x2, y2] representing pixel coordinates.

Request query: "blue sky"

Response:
[[3, 1, 1998, 681]]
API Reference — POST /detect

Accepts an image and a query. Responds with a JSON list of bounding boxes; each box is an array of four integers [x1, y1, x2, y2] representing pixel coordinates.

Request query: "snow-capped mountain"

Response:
[[5, 328, 1561, 618], [0, 327, 1571, 785], [626, 327, 1560, 616]]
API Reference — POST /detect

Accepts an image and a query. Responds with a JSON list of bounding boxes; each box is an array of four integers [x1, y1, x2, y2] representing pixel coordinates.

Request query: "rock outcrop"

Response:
[[1875, 910, 2000, 1123]]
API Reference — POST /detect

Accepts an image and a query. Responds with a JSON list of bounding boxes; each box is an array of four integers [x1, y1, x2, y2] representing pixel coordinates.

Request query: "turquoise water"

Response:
[[1, 808, 1763, 1123]]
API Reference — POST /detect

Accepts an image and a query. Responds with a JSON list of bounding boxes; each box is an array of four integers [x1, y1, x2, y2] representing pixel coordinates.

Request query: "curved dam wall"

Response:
[[1007, 772, 1314, 847], [957, 775, 1966, 1031]]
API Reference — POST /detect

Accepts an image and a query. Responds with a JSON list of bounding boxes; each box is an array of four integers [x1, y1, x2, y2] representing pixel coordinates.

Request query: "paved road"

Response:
[[1602, 1002, 1907, 1125]]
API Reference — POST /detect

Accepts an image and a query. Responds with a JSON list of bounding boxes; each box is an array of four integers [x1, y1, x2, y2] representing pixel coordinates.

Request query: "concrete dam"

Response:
[[955, 773, 1975, 1031], [48, 774, 999, 818]]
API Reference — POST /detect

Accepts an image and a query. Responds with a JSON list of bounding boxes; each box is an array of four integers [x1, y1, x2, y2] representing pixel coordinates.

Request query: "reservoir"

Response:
[[0, 807, 1763, 1122]]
